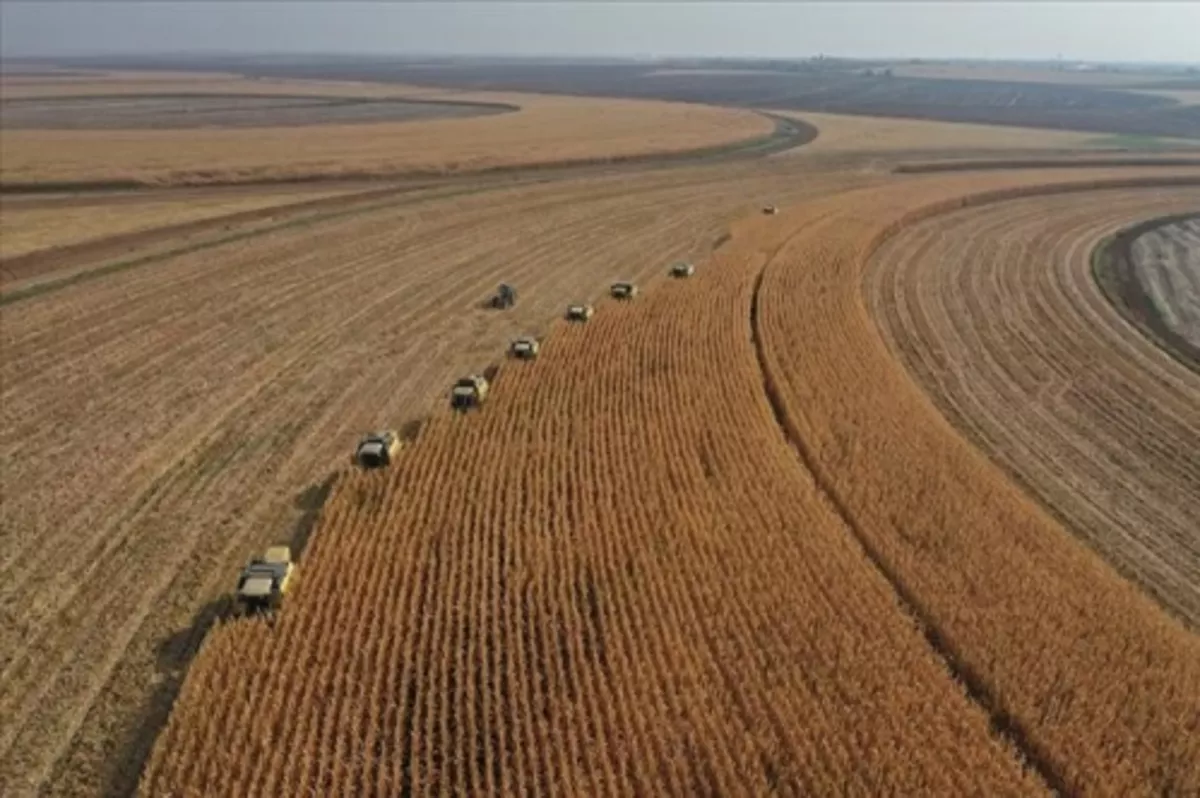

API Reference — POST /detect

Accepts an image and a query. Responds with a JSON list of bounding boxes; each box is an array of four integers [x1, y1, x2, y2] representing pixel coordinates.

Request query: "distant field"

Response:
[[770, 111, 1096, 155], [0, 94, 513, 130], [208, 59, 1200, 140], [890, 63, 1193, 87], [0, 72, 775, 188]]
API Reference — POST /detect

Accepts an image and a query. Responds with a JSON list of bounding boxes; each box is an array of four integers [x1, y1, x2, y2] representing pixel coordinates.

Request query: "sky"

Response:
[[2, 1, 1198, 65]]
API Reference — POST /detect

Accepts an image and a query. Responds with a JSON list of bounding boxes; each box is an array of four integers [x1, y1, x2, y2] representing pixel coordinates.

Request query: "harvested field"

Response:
[[770, 110, 1095, 156], [0, 73, 775, 187], [0, 186, 363, 260], [868, 190, 1200, 627], [0, 94, 513, 130], [0, 158, 877, 797]]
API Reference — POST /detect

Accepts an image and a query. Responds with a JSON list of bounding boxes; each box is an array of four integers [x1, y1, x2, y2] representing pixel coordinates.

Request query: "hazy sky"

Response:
[[2, 2, 1198, 64]]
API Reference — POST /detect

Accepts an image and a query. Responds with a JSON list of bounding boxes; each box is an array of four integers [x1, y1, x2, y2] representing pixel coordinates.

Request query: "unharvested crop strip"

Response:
[[746, 239, 1063, 792]]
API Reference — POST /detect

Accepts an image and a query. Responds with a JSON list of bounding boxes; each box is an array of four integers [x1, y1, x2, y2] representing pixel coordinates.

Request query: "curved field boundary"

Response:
[[0, 113, 815, 195], [753, 170, 1200, 796], [866, 188, 1200, 628], [1092, 211, 1200, 373], [894, 156, 1200, 173]]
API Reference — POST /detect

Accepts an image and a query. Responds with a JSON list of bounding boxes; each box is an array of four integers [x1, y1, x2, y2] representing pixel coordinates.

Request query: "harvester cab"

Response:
[[670, 261, 695, 278], [509, 336, 541, 359], [235, 545, 294, 615], [450, 374, 489, 410], [565, 304, 595, 322], [610, 282, 638, 300], [352, 430, 402, 469]]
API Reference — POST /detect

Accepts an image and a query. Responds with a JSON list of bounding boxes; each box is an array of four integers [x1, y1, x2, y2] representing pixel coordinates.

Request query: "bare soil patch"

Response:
[[1094, 213, 1200, 370]]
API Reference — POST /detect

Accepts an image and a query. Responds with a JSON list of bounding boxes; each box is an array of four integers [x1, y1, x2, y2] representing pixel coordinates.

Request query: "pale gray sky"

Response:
[[2, 2, 1198, 64]]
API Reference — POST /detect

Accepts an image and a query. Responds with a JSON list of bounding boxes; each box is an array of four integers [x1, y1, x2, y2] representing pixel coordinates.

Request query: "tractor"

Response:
[[450, 374, 489, 410], [670, 261, 695, 278], [352, 430, 402, 469], [509, 336, 540, 359], [234, 545, 294, 615], [489, 283, 517, 309], [610, 281, 638, 300], [565, 304, 595, 322]]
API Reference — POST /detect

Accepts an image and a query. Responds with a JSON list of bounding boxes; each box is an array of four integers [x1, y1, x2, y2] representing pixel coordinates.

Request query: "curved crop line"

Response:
[[750, 173, 1200, 795], [746, 238, 1064, 794]]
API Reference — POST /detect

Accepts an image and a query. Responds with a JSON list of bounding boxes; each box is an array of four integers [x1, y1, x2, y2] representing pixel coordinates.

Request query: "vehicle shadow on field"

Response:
[[103, 594, 231, 797], [103, 474, 338, 797], [289, 471, 338, 559]]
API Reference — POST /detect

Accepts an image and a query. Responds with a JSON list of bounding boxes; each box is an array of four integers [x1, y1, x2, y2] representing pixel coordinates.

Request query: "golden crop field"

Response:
[[2, 67, 1199, 798], [0, 72, 774, 187]]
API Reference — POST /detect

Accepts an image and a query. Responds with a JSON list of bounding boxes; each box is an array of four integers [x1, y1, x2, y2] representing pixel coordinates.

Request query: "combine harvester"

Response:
[[233, 546, 295, 616], [670, 261, 695, 278], [450, 374, 490, 411], [565, 303, 595, 322], [509, 336, 541, 359], [351, 430, 402, 469], [610, 281, 639, 300]]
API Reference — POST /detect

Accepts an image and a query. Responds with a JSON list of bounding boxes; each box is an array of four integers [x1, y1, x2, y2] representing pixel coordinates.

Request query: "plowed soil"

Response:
[[1130, 217, 1200, 351]]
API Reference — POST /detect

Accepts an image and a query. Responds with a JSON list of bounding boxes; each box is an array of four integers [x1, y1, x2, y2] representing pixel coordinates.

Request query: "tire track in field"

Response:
[[867, 187, 1200, 627]]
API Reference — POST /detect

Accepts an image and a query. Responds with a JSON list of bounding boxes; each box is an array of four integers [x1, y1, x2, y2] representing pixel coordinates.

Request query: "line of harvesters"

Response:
[[232, 255, 710, 615]]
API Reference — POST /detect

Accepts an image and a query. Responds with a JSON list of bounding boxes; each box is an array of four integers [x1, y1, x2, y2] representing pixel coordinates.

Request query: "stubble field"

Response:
[[2, 68, 1199, 798]]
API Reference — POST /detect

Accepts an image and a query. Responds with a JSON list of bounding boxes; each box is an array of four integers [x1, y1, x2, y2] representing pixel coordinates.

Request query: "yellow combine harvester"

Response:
[[450, 374, 489, 410], [352, 429, 402, 469], [610, 281, 638, 299], [509, 336, 541, 359], [565, 303, 595, 322], [234, 545, 294, 615]]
